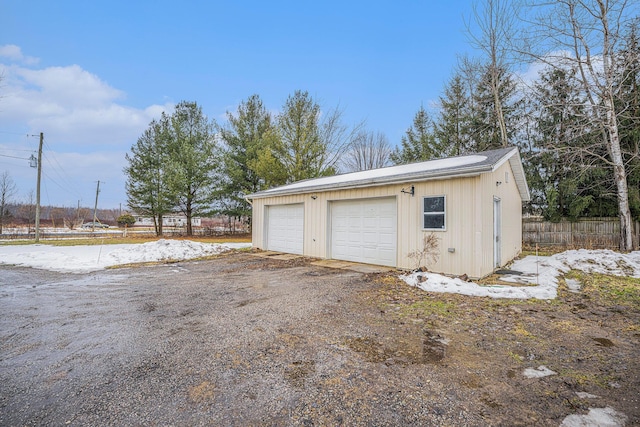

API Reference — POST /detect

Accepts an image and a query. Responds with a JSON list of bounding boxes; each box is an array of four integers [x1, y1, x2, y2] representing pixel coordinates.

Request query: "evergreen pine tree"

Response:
[[124, 115, 175, 236], [219, 94, 276, 226], [469, 65, 519, 152], [390, 106, 442, 165], [435, 73, 473, 157], [166, 101, 219, 236]]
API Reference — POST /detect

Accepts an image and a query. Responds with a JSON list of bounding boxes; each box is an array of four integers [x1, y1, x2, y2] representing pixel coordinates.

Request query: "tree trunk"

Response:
[[568, 0, 634, 250], [186, 201, 193, 236], [607, 101, 634, 250], [598, 0, 634, 251], [156, 214, 164, 237], [491, 66, 509, 148]]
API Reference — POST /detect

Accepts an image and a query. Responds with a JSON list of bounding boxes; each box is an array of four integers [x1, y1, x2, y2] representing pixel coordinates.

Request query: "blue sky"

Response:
[[0, 0, 478, 209]]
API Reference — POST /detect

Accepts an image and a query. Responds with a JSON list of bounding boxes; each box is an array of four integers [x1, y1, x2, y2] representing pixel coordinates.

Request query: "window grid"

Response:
[[423, 195, 446, 231]]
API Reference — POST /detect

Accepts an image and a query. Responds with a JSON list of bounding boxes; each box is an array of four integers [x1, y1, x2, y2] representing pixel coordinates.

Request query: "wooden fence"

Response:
[[522, 217, 640, 249]]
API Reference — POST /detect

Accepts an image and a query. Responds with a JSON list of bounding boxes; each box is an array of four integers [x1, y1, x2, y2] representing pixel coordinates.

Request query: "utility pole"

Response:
[[92, 180, 101, 231], [35, 132, 43, 243]]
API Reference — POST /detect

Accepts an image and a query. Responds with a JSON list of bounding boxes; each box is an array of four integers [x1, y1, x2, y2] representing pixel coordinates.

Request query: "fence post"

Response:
[[570, 220, 573, 247]]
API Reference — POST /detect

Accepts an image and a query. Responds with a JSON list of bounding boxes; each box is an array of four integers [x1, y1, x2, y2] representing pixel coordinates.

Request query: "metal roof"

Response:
[[247, 147, 530, 201]]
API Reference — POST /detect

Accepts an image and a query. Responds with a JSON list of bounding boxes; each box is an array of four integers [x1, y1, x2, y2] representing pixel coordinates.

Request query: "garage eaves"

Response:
[[246, 147, 530, 202]]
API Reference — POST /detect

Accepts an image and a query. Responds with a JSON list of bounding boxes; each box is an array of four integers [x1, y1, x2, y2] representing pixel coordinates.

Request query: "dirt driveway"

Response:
[[1, 252, 638, 426]]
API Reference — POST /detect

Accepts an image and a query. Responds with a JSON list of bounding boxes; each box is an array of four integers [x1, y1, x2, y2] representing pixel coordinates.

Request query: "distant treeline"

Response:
[[1, 203, 123, 228]]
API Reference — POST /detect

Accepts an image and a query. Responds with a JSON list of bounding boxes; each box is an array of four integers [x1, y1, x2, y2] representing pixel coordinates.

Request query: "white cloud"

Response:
[[16, 64, 125, 107], [0, 46, 174, 206], [0, 50, 172, 148], [0, 44, 39, 65], [515, 49, 605, 90]]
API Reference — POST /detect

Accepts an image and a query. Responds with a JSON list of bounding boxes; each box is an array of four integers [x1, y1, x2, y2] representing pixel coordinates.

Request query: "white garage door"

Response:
[[331, 197, 397, 267], [266, 204, 304, 254]]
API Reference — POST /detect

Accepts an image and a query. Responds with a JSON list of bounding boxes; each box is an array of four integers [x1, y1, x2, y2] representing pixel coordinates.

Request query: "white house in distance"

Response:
[[133, 214, 202, 228], [247, 147, 530, 279]]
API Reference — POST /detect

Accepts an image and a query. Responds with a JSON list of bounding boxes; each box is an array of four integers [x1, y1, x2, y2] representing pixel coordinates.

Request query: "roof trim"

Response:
[[247, 147, 530, 201], [506, 149, 531, 202]]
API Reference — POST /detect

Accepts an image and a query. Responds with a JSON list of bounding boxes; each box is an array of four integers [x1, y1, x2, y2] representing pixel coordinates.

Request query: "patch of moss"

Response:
[[512, 323, 535, 338], [559, 369, 613, 388], [400, 299, 457, 318], [508, 351, 524, 362], [573, 271, 640, 309]]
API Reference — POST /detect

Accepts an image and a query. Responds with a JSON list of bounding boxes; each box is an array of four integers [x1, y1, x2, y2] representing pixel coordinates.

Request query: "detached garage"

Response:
[[247, 147, 530, 279]]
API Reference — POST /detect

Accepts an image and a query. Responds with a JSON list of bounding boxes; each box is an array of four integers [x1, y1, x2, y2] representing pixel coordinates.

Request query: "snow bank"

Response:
[[0, 239, 252, 273], [401, 249, 640, 300]]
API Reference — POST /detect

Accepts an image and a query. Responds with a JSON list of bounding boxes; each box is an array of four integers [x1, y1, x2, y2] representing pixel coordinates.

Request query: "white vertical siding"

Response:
[[404, 176, 482, 277], [477, 161, 523, 274]]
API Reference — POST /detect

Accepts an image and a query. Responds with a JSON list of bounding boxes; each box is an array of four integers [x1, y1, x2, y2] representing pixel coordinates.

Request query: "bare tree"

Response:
[[523, 0, 639, 250], [49, 207, 65, 228], [342, 131, 392, 172], [466, 0, 518, 148], [0, 171, 17, 233], [18, 190, 36, 231], [319, 104, 365, 173]]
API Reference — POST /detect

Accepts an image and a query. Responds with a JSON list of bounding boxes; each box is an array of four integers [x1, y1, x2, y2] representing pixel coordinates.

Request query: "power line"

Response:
[[42, 170, 79, 196], [41, 146, 83, 199], [0, 130, 32, 136], [0, 153, 30, 160]]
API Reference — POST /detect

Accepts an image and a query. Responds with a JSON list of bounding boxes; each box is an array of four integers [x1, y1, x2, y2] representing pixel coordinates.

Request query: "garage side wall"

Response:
[[478, 161, 524, 274], [404, 176, 483, 277]]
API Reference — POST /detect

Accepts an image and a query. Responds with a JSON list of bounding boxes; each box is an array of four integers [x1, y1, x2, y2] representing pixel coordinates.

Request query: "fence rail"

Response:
[[523, 217, 640, 249]]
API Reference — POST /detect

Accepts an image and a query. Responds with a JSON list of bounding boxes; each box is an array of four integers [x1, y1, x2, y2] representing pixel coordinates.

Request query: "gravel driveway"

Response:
[[0, 253, 451, 426], [1, 252, 638, 426]]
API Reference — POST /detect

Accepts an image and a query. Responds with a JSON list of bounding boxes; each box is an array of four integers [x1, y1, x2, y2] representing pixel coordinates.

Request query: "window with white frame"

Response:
[[423, 196, 446, 230]]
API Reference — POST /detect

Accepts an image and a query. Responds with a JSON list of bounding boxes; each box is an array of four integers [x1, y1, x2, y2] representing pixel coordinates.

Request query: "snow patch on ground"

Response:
[[561, 407, 627, 427], [0, 239, 252, 273], [523, 365, 557, 379], [575, 392, 599, 399], [401, 249, 640, 300]]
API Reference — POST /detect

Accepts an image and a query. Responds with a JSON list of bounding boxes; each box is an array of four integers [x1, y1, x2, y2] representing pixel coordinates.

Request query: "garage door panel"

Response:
[[334, 216, 348, 227], [362, 232, 379, 245], [379, 216, 395, 228], [267, 204, 304, 255], [330, 198, 397, 267], [348, 218, 360, 227], [379, 234, 395, 246], [362, 218, 377, 228]]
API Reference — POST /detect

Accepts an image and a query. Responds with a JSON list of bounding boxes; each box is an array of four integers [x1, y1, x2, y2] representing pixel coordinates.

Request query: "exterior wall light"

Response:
[[401, 185, 414, 196]]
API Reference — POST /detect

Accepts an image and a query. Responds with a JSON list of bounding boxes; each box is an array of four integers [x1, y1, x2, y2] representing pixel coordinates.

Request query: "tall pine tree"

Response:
[[124, 115, 175, 236], [469, 64, 519, 152], [166, 101, 219, 236], [390, 106, 442, 164], [253, 90, 344, 186], [219, 94, 276, 226], [435, 73, 473, 157]]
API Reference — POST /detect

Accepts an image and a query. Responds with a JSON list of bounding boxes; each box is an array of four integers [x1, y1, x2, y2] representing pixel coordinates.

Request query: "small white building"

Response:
[[133, 214, 202, 227], [247, 147, 530, 278]]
